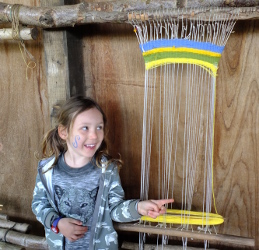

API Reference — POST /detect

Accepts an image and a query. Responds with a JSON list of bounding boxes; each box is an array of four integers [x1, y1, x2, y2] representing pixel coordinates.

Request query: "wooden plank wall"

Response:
[[215, 20, 259, 248], [0, 0, 49, 235], [0, 0, 259, 249]]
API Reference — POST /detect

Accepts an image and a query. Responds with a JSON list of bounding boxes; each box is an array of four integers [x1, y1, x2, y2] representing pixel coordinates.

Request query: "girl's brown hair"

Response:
[[40, 96, 122, 171]]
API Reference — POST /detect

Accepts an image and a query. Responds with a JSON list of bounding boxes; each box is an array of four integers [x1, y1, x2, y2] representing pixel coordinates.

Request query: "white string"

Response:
[[131, 8, 237, 248]]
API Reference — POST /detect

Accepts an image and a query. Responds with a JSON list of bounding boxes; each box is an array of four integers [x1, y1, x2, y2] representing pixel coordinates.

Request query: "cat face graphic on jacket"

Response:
[[54, 185, 98, 226]]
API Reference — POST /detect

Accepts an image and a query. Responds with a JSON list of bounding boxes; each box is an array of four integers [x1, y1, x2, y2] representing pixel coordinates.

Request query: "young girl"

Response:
[[32, 96, 173, 250]]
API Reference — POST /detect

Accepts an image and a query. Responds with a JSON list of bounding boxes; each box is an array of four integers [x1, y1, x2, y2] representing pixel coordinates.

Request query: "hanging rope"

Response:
[[10, 4, 36, 80]]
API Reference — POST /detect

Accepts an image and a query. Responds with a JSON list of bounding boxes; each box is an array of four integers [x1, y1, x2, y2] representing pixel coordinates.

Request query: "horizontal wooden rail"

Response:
[[0, 27, 38, 40], [0, 228, 48, 250], [121, 241, 219, 250], [0, 241, 24, 250], [0, 219, 30, 233], [114, 223, 255, 247], [0, 2, 259, 28]]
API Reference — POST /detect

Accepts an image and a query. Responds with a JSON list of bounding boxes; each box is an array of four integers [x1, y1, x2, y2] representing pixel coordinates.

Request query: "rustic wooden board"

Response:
[[40, 0, 70, 127], [0, 0, 49, 237], [215, 19, 259, 248]]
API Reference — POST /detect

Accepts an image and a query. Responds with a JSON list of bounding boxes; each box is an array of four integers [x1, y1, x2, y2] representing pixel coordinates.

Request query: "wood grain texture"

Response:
[[122, 241, 219, 250], [0, 219, 30, 233], [0, 241, 25, 250], [0, 0, 49, 237], [0, 228, 48, 249], [215, 19, 259, 248], [0, 1, 259, 27], [115, 223, 255, 247], [0, 28, 38, 40], [41, 0, 70, 127]]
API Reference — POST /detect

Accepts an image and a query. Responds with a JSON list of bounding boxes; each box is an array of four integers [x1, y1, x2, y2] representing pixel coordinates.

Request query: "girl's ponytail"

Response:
[[41, 126, 67, 169]]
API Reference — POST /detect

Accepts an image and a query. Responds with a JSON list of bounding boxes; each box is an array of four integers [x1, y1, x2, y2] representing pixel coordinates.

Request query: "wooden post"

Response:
[[64, 0, 86, 96], [41, 0, 70, 127]]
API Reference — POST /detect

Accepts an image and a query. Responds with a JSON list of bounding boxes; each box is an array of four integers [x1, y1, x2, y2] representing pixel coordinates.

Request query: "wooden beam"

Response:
[[0, 242, 25, 250], [41, 0, 70, 126], [0, 229, 48, 249], [0, 219, 30, 233], [0, 27, 38, 40], [0, 213, 9, 221], [114, 223, 255, 247], [121, 241, 219, 250], [0, 1, 259, 28]]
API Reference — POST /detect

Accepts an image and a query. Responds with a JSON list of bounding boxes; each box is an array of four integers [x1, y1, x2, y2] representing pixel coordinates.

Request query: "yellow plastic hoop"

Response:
[[141, 209, 224, 226]]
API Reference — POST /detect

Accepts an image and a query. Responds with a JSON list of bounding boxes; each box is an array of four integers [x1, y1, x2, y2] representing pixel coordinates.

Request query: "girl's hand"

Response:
[[137, 199, 174, 219], [57, 218, 88, 242]]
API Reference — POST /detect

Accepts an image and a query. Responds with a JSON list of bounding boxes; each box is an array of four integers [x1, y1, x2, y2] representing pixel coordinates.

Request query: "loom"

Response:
[[115, 7, 254, 249]]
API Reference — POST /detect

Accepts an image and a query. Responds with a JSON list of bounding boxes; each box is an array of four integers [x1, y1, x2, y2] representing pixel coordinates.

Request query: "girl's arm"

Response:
[[31, 173, 59, 229], [108, 166, 141, 222], [108, 165, 174, 222]]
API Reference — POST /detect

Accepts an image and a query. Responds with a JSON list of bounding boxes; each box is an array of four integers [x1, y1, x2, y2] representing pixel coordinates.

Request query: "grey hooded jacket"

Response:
[[31, 156, 141, 249]]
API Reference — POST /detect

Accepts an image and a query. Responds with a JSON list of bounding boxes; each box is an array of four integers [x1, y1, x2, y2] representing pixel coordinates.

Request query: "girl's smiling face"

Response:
[[59, 107, 104, 167]]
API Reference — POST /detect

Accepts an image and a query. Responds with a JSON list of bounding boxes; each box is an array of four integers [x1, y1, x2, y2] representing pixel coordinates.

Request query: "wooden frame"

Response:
[[0, 1, 259, 28], [114, 223, 255, 247]]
